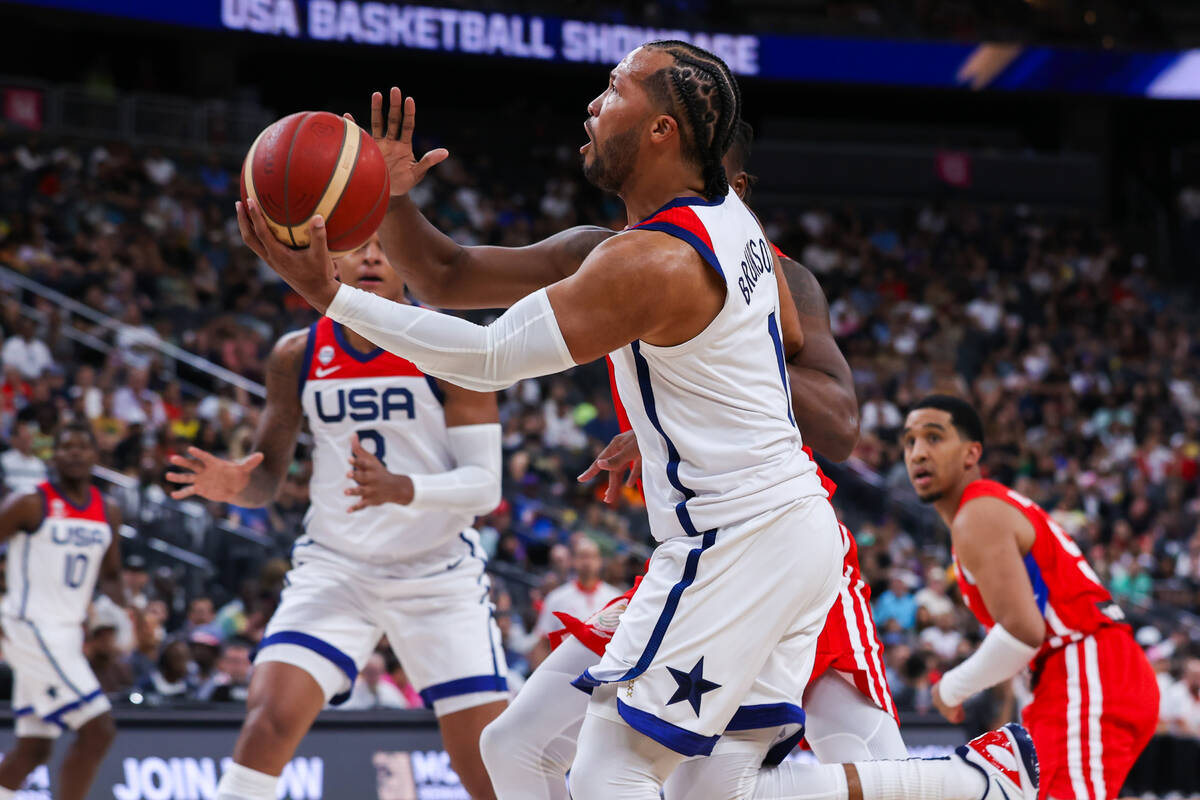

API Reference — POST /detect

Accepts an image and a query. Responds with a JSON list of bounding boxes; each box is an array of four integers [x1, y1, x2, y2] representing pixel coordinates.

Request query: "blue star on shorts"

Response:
[[666, 657, 721, 716]]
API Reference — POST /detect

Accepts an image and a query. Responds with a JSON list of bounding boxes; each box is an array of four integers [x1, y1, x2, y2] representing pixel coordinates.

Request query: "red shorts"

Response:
[[1023, 626, 1158, 800], [807, 523, 897, 721], [550, 526, 897, 726]]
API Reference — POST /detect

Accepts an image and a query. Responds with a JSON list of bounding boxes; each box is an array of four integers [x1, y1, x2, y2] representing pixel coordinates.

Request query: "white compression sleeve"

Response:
[[936, 623, 1038, 707], [407, 423, 502, 515], [325, 285, 576, 391]]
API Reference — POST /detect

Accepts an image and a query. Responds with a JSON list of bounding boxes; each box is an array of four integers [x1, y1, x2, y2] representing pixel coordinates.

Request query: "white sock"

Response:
[[216, 762, 279, 800], [855, 758, 986, 800], [0, 786, 16, 799], [751, 758, 986, 800], [751, 762, 849, 800]]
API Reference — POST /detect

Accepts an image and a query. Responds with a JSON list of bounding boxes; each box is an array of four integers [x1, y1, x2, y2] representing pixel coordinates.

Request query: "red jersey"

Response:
[[953, 479, 1124, 668]]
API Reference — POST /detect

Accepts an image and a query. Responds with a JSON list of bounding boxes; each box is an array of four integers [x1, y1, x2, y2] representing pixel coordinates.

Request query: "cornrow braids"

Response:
[[645, 40, 742, 200]]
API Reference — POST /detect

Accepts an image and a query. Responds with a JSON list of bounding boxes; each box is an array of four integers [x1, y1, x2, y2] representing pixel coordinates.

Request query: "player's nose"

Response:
[[586, 93, 603, 119]]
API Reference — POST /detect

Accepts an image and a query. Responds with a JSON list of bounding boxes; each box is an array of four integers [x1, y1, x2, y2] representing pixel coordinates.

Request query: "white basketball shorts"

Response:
[[573, 496, 842, 756], [256, 529, 508, 716], [2, 616, 111, 739]]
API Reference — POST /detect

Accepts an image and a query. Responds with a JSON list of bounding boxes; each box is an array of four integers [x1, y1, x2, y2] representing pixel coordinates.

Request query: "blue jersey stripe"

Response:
[[767, 312, 797, 428], [631, 341, 699, 537], [634, 221, 724, 280], [634, 193, 726, 226], [1024, 553, 1049, 614], [25, 620, 86, 700], [572, 529, 717, 690]]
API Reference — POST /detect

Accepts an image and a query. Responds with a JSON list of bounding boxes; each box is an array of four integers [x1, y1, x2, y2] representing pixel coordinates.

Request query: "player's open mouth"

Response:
[[581, 122, 593, 154], [358, 276, 383, 288], [911, 469, 933, 488]]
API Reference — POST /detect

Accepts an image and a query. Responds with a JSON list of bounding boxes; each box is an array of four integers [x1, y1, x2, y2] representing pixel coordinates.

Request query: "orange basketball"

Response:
[[239, 111, 390, 255]]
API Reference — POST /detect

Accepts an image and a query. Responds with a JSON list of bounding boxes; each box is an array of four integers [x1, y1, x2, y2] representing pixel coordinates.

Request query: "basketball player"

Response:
[[0, 422, 125, 800], [238, 43, 1035, 799], [165, 235, 507, 800], [474, 125, 906, 800], [903, 395, 1159, 800]]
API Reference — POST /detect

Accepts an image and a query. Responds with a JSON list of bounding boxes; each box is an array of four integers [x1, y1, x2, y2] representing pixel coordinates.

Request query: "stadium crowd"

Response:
[[0, 127, 1198, 739]]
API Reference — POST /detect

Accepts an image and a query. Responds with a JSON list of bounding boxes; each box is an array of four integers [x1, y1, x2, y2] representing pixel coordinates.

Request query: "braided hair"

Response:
[[644, 40, 742, 200]]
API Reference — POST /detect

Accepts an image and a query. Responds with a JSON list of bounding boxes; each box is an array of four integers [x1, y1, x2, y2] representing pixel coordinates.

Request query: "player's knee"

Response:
[[16, 737, 54, 767], [78, 713, 117, 754], [478, 716, 507, 772], [565, 746, 611, 800], [243, 701, 303, 747]]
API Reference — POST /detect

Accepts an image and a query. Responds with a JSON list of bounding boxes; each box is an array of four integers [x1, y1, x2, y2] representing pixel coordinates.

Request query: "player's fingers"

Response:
[[344, 486, 364, 496], [370, 91, 384, 138], [350, 435, 367, 457], [343, 112, 355, 124], [164, 471, 195, 485], [308, 215, 330, 259], [167, 453, 198, 469], [388, 87, 404, 140], [416, 148, 449, 177], [235, 201, 268, 259], [577, 461, 602, 482], [625, 460, 641, 488], [348, 501, 365, 513], [605, 469, 622, 504], [170, 486, 197, 500], [187, 446, 218, 465], [240, 452, 265, 470], [244, 198, 282, 257]]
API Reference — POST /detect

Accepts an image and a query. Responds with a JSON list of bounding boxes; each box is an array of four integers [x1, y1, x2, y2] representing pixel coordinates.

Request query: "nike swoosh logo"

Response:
[[314, 365, 342, 378]]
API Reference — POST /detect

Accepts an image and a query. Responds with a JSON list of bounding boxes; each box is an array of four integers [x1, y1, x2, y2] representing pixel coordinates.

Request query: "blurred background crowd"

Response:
[[1, 122, 1199, 743]]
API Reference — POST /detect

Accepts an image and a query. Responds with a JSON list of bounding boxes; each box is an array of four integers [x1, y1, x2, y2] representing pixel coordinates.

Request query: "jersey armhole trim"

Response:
[[634, 221, 724, 280], [297, 321, 319, 398]]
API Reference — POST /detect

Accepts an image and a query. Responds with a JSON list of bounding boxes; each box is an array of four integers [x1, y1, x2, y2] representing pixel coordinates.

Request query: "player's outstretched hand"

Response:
[[578, 430, 641, 505], [357, 87, 448, 198], [236, 199, 339, 313], [345, 435, 414, 511], [166, 447, 264, 503], [931, 681, 965, 724]]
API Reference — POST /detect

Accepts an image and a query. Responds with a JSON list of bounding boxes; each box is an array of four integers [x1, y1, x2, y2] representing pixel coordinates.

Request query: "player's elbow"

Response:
[[1002, 613, 1046, 650], [821, 408, 860, 462], [473, 479, 502, 517]]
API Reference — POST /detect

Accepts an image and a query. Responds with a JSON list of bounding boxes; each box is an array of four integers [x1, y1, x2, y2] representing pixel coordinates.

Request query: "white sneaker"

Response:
[[955, 723, 1040, 800]]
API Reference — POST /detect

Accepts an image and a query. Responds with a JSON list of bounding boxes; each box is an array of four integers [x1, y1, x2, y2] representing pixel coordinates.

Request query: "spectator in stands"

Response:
[[339, 652, 409, 710], [85, 603, 134, 694], [529, 536, 621, 666], [0, 317, 53, 380], [0, 420, 46, 495], [873, 569, 919, 633], [188, 628, 222, 689], [914, 564, 955, 620], [198, 638, 255, 704], [184, 595, 216, 632], [1162, 654, 1200, 738], [135, 638, 197, 702]]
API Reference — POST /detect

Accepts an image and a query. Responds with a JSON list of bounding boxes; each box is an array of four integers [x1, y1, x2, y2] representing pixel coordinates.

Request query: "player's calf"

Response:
[[58, 713, 117, 800], [0, 736, 54, 793]]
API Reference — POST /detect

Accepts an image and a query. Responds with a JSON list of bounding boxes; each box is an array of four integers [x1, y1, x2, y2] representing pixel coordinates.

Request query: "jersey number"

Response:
[[358, 429, 386, 468], [63, 553, 88, 589]]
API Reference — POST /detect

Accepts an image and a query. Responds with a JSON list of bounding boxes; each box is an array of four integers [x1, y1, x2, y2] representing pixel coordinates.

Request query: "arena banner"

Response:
[[15, 0, 1200, 97], [0, 708, 966, 799]]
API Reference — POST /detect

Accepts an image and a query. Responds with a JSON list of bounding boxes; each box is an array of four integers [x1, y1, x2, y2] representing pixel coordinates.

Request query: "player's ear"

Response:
[[963, 441, 983, 470], [649, 114, 677, 145]]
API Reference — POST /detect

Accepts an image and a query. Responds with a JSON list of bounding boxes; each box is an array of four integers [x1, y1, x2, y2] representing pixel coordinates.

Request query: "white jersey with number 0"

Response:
[[299, 317, 468, 565]]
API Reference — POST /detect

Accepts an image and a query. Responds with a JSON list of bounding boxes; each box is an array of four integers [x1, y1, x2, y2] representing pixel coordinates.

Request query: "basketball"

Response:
[[239, 111, 390, 255]]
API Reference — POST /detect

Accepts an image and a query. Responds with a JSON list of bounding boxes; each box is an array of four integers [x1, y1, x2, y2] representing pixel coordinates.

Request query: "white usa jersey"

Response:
[[299, 317, 468, 564], [609, 190, 826, 542], [2, 483, 112, 627]]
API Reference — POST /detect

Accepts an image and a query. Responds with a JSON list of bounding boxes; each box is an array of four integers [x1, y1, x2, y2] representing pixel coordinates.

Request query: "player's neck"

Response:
[[342, 326, 377, 355], [576, 577, 600, 592], [619, 169, 707, 224], [933, 469, 981, 526], [57, 478, 91, 506]]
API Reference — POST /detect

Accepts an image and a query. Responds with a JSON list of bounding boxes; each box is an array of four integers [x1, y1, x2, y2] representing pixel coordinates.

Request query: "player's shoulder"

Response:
[[1, 486, 47, 527], [953, 486, 1033, 538], [267, 326, 314, 374], [598, 227, 706, 279]]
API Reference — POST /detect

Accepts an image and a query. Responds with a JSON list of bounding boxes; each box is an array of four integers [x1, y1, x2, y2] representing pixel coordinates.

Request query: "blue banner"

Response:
[[16, 0, 1200, 98]]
